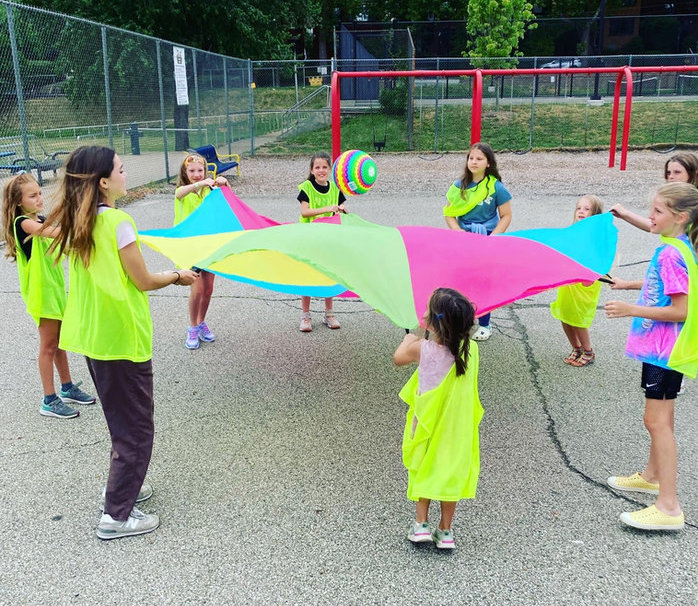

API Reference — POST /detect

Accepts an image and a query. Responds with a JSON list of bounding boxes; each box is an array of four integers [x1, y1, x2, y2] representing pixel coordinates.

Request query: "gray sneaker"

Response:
[[96, 506, 160, 540], [99, 482, 154, 512], [59, 381, 96, 405], [40, 396, 79, 419]]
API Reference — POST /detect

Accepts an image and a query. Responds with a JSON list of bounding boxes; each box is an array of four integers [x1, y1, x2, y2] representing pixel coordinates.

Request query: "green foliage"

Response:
[[465, 0, 538, 68], [379, 83, 407, 116]]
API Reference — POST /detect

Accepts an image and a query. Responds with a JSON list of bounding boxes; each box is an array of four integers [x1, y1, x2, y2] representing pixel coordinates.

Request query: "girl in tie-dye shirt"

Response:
[[604, 182, 698, 533]]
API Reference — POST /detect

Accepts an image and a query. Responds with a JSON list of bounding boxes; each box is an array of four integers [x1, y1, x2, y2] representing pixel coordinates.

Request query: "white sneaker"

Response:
[[472, 325, 492, 341], [96, 506, 160, 540], [407, 521, 433, 543], [99, 482, 154, 512], [299, 312, 312, 332]]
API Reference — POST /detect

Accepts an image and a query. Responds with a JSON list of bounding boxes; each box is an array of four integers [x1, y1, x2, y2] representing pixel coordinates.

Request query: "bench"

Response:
[[189, 144, 240, 179], [0, 136, 69, 185]]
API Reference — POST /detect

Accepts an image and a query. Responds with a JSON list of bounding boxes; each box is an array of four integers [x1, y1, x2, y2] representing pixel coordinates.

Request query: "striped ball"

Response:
[[332, 150, 377, 196]]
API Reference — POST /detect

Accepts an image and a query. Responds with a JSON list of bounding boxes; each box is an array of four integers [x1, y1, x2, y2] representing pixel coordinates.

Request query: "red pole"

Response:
[[471, 70, 483, 145], [331, 71, 341, 161], [608, 71, 624, 168], [620, 66, 633, 171]]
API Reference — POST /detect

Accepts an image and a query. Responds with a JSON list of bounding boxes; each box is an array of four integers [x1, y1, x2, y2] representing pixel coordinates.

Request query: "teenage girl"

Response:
[[443, 142, 512, 341], [605, 182, 698, 531], [2, 173, 95, 419], [393, 288, 483, 550], [297, 151, 346, 332], [175, 153, 228, 349], [43, 146, 198, 540], [550, 195, 604, 367], [610, 152, 698, 230]]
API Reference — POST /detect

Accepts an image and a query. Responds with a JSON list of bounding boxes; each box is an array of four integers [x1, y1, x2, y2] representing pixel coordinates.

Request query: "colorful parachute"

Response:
[[140, 187, 618, 329]]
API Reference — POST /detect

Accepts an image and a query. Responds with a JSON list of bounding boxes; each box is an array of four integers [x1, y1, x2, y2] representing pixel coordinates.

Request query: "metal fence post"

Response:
[[101, 27, 113, 148], [248, 58, 255, 156], [224, 57, 231, 155], [156, 40, 170, 181], [193, 49, 202, 145], [6, 5, 31, 172], [434, 57, 440, 153]]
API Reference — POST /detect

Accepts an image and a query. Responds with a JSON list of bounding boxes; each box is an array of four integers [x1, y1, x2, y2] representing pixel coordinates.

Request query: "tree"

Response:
[[465, 0, 537, 68]]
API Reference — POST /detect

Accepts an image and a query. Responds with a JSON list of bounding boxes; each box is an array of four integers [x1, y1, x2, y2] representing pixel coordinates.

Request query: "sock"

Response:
[[44, 394, 57, 405], [61, 381, 73, 392]]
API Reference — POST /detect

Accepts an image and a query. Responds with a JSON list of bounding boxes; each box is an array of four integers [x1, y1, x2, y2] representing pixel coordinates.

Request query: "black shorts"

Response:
[[641, 363, 683, 400]]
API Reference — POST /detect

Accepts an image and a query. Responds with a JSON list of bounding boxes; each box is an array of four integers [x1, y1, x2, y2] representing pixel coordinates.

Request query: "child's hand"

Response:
[[214, 176, 228, 187], [327, 204, 340, 214], [176, 269, 200, 286], [338, 203, 347, 214], [609, 204, 627, 219], [610, 277, 631, 290], [199, 178, 216, 189], [605, 300, 631, 318]]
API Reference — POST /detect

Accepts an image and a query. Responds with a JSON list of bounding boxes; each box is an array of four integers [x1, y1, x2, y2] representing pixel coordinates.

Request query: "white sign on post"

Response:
[[173, 46, 189, 106]]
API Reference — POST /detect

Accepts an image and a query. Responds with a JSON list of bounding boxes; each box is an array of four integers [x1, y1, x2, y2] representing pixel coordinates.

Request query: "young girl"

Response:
[[175, 153, 228, 349], [2, 173, 95, 419], [604, 182, 698, 531], [43, 146, 198, 540], [443, 142, 512, 341], [297, 152, 347, 332], [393, 288, 483, 549], [610, 152, 698, 231], [550, 195, 604, 367]]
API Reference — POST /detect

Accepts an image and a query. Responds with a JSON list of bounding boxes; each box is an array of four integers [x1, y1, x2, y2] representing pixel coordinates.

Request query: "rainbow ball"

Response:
[[332, 150, 377, 196]]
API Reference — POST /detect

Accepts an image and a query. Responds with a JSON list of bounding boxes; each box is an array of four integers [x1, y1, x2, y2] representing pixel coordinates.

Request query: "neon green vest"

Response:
[[550, 281, 602, 329], [298, 180, 341, 223], [59, 209, 153, 362], [663, 236, 698, 378], [443, 175, 498, 218], [400, 341, 483, 501], [174, 186, 212, 226], [13, 216, 66, 326]]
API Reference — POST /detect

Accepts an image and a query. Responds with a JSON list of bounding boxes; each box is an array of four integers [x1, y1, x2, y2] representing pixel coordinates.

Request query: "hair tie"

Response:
[[435, 312, 444, 320]]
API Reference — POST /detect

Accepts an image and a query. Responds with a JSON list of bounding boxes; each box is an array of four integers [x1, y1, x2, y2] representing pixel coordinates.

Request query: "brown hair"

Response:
[[2, 172, 40, 261], [43, 146, 116, 267], [307, 152, 332, 181], [177, 154, 207, 187], [573, 194, 604, 223], [459, 142, 502, 198], [654, 182, 698, 255], [664, 153, 698, 187], [425, 287, 476, 376]]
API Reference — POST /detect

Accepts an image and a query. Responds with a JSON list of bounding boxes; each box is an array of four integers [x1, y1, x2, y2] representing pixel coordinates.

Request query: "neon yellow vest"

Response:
[[550, 281, 602, 328], [13, 216, 66, 326], [400, 341, 483, 501], [174, 186, 212, 226], [443, 175, 498, 218], [663, 236, 698, 378], [59, 209, 153, 362], [298, 180, 341, 223]]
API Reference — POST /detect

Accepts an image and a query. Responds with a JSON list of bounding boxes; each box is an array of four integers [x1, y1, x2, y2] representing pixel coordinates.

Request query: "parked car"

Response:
[[541, 59, 582, 69]]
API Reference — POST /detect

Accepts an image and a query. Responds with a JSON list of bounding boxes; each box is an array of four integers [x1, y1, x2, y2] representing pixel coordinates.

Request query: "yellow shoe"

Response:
[[607, 472, 659, 495], [619, 505, 684, 531]]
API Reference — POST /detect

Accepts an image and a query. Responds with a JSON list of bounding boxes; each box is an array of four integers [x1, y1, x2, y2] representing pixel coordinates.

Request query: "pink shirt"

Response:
[[418, 339, 455, 394]]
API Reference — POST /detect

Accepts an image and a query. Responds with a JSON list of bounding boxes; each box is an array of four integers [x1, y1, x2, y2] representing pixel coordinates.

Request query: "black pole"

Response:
[[590, 0, 606, 101]]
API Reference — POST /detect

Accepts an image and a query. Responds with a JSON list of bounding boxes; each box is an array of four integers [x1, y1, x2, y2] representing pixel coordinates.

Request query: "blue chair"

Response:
[[190, 145, 240, 178]]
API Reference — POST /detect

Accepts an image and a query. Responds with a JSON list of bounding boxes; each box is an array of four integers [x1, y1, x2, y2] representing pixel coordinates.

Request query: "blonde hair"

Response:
[[654, 182, 698, 254], [2, 172, 39, 261], [43, 146, 116, 268], [177, 154, 207, 187], [573, 194, 603, 223]]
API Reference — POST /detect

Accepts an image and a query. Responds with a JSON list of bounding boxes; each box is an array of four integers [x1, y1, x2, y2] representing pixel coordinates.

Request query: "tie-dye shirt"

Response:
[[625, 235, 689, 370]]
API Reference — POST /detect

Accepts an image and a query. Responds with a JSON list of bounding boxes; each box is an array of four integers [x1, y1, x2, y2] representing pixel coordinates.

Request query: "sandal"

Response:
[[570, 349, 595, 367], [563, 348, 583, 365]]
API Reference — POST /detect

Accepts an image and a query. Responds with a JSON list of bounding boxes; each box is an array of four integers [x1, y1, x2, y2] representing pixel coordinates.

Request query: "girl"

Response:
[[175, 153, 228, 349], [443, 142, 512, 341], [393, 288, 483, 549], [550, 195, 604, 367], [297, 152, 347, 332], [2, 173, 95, 419], [604, 182, 698, 531], [610, 152, 698, 231], [43, 146, 198, 540]]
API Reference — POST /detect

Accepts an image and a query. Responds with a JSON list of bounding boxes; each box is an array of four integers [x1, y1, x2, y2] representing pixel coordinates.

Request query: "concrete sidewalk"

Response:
[[0, 169, 696, 605]]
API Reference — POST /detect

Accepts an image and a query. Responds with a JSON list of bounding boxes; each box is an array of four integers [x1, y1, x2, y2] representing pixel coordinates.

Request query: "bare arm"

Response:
[[445, 215, 460, 230], [610, 204, 651, 232], [605, 293, 687, 322], [393, 333, 422, 366], [22, 218, 60, 238], [118, 242, 199, 291], [610, 277, 644, 290], [491, 201, 512, 235], [300, 200, 340, 219], [175, 178, 216, 199]]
